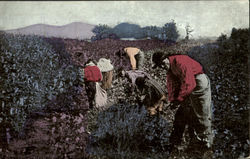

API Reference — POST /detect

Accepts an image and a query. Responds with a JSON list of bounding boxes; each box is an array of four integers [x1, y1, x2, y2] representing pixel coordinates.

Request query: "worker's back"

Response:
[[124, 47, 140, 57]]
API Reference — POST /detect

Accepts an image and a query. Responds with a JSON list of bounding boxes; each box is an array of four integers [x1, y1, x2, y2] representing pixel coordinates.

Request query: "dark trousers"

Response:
[[85, 81, 96, 109], [169, 74, 213, 150], [169, 101, 194, 146]]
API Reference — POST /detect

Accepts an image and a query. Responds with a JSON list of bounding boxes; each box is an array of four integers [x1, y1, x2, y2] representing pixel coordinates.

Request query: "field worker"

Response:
[[84, 59, 102, 109], [152, 51, 213, 158], [97, 58, 114, 90], [135, 76, 167, 116], [116, 47, 144, 70], [121, 70, 167, 115]]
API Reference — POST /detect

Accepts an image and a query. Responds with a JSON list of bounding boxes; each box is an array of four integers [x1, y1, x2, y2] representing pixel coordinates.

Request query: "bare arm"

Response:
[[129, 55, 137, 70]]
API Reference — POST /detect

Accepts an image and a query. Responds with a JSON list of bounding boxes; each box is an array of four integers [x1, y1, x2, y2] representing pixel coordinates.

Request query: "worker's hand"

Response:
[[121, 70, 126, 77], [170, 100, 181, 110], [140, 95, 146, 101]]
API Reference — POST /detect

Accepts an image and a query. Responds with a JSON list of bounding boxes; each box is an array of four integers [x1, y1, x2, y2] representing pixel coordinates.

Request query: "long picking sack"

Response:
[[95, 82, 107, 108]]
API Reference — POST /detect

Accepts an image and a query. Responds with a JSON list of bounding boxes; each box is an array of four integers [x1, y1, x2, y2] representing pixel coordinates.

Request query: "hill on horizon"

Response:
[[3, 22, 95, 40]]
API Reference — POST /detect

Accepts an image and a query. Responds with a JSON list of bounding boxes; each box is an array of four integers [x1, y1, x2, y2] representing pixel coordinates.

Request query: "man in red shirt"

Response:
[[152, 51, 213, 158]]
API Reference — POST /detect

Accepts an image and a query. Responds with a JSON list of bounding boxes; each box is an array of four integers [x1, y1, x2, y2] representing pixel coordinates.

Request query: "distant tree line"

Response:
[[216, 27, 249, 59], [91, 20, 180, 42]]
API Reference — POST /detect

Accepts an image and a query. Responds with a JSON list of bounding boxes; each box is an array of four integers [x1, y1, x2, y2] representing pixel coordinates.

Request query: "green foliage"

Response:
[[0, 33, 81, 133], [113, 22, 144, 39], [230, 27, 249, 56], [216, 33, 230, 51], [162, 20, 180, 42], [216, 27, 249, 59], [92, 24, 111, 35], [91, 24, 118, 41], [142, 26, 162, 39], [187, 31, 249, 158], [90, 104, 170, 155], [91, 21, 180, 42]]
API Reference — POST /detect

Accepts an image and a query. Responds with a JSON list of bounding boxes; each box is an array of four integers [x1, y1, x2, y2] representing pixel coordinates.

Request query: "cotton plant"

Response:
[[0, 33, 82, 132]]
